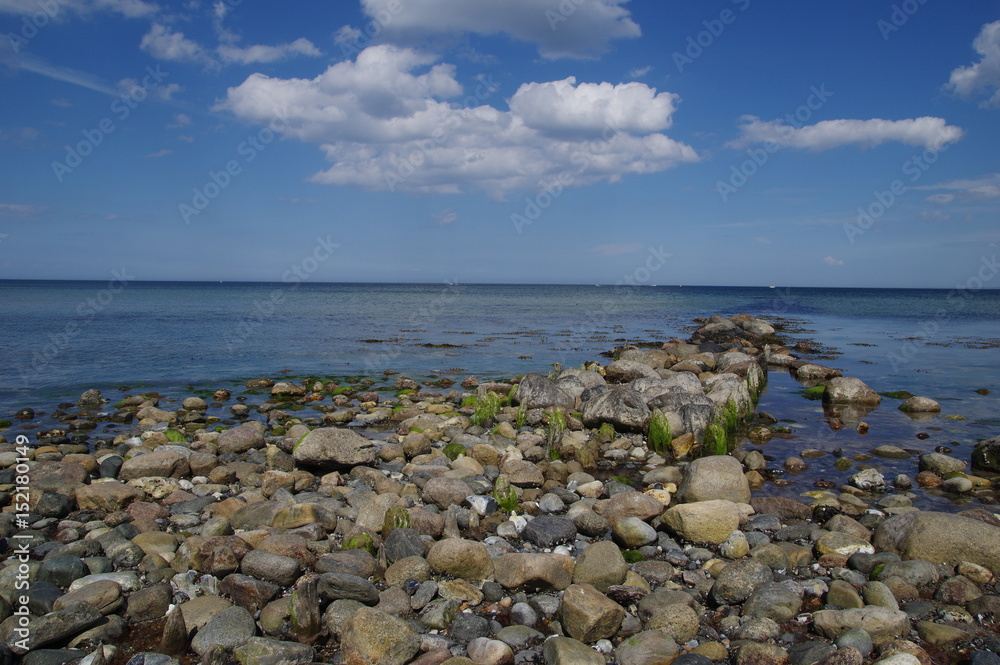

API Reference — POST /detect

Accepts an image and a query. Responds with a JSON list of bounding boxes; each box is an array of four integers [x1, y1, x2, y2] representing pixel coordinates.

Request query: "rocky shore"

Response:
[[1, 314, 998, 665]]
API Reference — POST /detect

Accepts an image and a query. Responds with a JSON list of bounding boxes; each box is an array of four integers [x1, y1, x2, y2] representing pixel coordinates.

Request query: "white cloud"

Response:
[[0, 203, 49, 217], [145, 148, 172, 158], [168, 113, 192, 128], [822, 256, 845, 266], [140, 23, 216, 66], [7, 50, 118, 95], [628, 65, 652, 78], [948, 20, 1000, 108], [754, 236, 771, 244], [916, 173, 1000, 202], [925, 193, 954, 204], [0, 0, 158, 18], [433, 209, 457, 225], [218, 38, 321, 65], [333, 25, 362, 46], [50, 98, 73, 107], [215, 45, 698, 198], [357, 0, 640, 59], [729, 116, 963, 152], [508, 77, 677, 138]]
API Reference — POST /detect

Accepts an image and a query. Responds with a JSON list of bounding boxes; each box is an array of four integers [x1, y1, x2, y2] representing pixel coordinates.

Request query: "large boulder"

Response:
[[582, 388, 650, 432], [873, 510, 1000, 572], [514, 373, 575, 411], [292, 428, 376, 468], [972, 435, 1000, 472], [823, 377, 881, 406], [677, 455, 751, 504], [605, 360, 660, 383]]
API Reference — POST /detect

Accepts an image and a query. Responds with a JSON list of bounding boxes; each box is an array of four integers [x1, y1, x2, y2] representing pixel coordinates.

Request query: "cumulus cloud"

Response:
[[0, 0, 158, 18], [218, 38, 321, 65], [356, 0, 640, 59], [822, 256, 845, 266], [214, 45, 698, 198], [729, 116, 963, 151], [948, 20, 1000, 107]]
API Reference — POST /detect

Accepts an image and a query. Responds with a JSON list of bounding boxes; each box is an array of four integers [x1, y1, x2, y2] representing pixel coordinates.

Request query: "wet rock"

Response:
[[217, 424, 265, 454], [467, 637, 514, 665], [318, 573, 380, 606], [77, 389, 105, 410], [742, 581, 804, 623], [899, 397, 940, 413], [240, 549, 301, 587], [918, 453, 966, 476], [823, 378, 881, 406], [972, 435, 1000, 472]]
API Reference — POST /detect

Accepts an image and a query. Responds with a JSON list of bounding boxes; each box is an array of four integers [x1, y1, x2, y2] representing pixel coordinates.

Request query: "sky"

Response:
[[0, 0, 998, 288]]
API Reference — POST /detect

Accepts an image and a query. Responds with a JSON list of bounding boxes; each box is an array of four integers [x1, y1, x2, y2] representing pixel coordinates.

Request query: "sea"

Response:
[[1, 281, 998, 511]]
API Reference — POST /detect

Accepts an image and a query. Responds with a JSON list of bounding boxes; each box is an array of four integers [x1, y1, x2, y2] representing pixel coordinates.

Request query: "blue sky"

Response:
[[1, 0, 998, 287]]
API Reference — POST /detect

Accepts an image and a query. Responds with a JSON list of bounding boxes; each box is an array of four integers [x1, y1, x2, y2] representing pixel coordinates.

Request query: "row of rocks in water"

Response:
[[0, 314, 997, 665]]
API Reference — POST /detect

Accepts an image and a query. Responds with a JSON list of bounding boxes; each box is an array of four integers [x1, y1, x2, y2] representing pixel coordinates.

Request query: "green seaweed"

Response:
[[473, 391, 504, 427], [164, 429, 187, 443], [706, 422, 728, 456], [515, 403, 526, 430], [647, 409, 672, 455], [879, 390, 915, 400], [801, 386, 826, 400], [622, 550, 645, 564], [0, 419, 11, 429], [382, 505, 411, 537], [596, 422, 616, 445], [342, 532, 376, 556], [460, 396, 478, 408], [442, 442, 466, 461], [493, 476, 519, 513]]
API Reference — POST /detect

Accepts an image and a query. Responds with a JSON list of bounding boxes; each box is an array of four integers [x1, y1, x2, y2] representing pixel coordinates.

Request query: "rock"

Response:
[[823, 378, 881, 406], [292, 428, 377, 468], [119, 450, 190, 481], [836, 629, 874, 658], [271, 381, 306, 397], [427, 539, 493, 580], [466, 638, 514, 665], [742, 581, 804, 623], [494, 553, 575, 590], [816, 532, 875, 558], [241, 550, 301, 588], [190, 605, 257, 656], [7, 602, 103, 653], [972, 435, 1000, 472], [615, 630, 680, 665], [500, 459, 544, 488], [662, 499, 741, 545], [573, 542, 627, 592], [423, 477, 476, 510], [77, 389, 105, 409], [521, 515, 577, 548], [849, 468, 885, 492], [318, 574, 380, 606], [543, 636, 605, 665], [233, 637, 314, 665], [613, 517, 658, 548], [217, 424, 265, 454], [827, 580, 865, 609], [677, 455, 751, 504], [899, 397, 940, 413], [873, 510, 1000, 571], [913, 621, 969, 646], [76, 481, 145, 512], [918, 452, 966, 476], [812, 607, 909, 646], [515, 374, 575, 411], [340, 607, 420, 665], [582, 388, 651, 432], [52, 580, 122, 615], [606, 360, 660, 383], [599, 492, 666, 524], [735, 643, 790, 665], [646, 603, 700, 643], [560, 584, 625, 643], [711, 558, 773, 605]]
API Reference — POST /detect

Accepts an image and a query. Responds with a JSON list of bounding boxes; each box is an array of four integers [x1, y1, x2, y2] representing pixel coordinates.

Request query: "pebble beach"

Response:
[[1, 313, 999, 665]]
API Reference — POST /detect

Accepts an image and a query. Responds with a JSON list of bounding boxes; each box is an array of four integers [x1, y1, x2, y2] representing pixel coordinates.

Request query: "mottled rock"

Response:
[[427, 539, 493, 580], [812, 607, 909, 646], [662, 499, 741, 545], [340, 607, 420, 665], [573, 541, 627, 592], [873, 510, 1000, 572], [677, 455, 751, 504], [494, 553, 575, 591], [560, 584, 625, 643], [292, 428, 377, 468]]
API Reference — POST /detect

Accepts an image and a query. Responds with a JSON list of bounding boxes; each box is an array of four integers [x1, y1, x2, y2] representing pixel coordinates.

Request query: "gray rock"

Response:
[[190, 605, 257, 656], [543, 636, 605, 665], [383, 528, 425, 564], [572, 541, 627, 593], [711, 558, 773, 605], [340, 607, 420, 665], [77, 389, 105, 409], [605, 360, 660, 383], [835, 628, 873, 657], [521, 515, 577, 548], [899, 396, 940, 413], [616, 630, 680, 665], [874, 510, 1000, 572], [37, 557, 89, 589], [581, 388, 651, 432], [742, 581, 804, 623], [515, 374, 575, 411], [450, 612, 492, 641], [7, 602, 102, 654], [559, 584, 626, 643], [217, 424, 265, 454], [292, 427, 376, 468], [233, 637, 314, 665], [918, 452, 966, 476], [419, 598, 461, 629], [612, 517, 658, 548], [972, 435, 1000, 472], [318, 573, 380, 606], [240, 550, 301, 587], [823, 377, 881, 406], [812, 607, 908, 646]]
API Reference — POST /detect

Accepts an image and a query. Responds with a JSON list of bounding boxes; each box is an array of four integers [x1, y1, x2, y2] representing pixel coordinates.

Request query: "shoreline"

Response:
[[0, 313, 998, 665]]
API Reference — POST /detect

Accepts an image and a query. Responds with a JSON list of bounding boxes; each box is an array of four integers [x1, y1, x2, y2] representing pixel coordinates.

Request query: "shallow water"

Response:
[[1, 281, 997, 511]]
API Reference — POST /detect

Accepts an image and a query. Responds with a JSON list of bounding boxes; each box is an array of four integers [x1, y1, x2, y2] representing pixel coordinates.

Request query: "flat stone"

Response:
[[292, 427, 377, 469], [7, 602, 103, 654], [663, 499, 741, 545], [494, 553, 575, 591]]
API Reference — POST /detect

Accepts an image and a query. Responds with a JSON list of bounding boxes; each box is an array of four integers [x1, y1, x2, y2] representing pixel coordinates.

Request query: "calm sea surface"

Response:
[[1, 281, 998, 511]]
